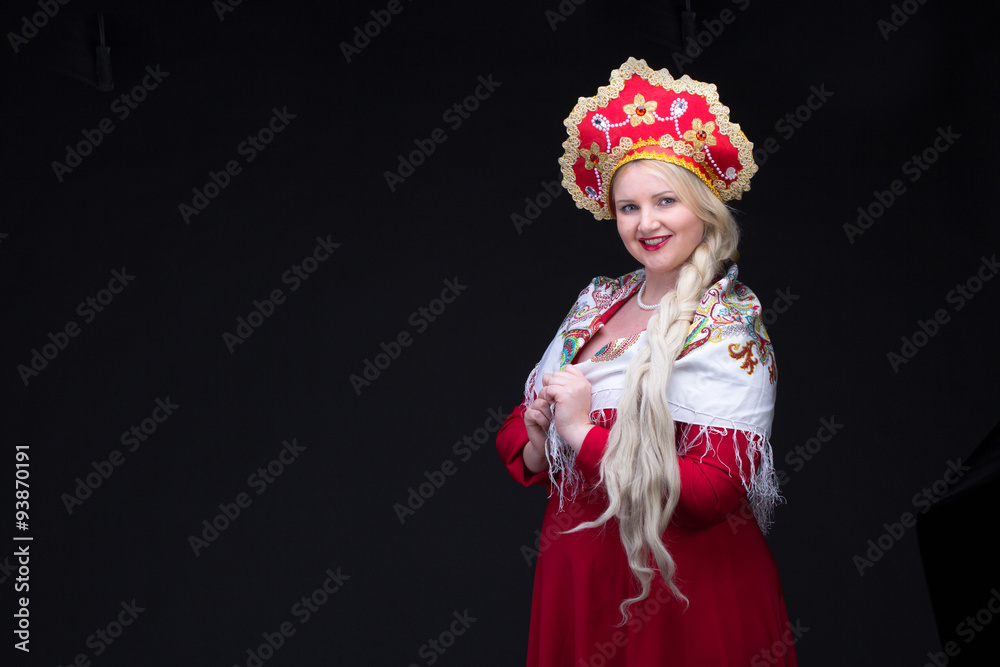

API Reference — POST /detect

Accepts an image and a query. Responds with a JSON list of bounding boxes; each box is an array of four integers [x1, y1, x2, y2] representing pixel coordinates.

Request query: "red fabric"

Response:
[[563, 59, 756, 218], [497, 405, 798, 666]]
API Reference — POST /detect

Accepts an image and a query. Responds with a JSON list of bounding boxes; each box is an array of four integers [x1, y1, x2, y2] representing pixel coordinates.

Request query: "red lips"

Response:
[[638, 235, 671, 251]]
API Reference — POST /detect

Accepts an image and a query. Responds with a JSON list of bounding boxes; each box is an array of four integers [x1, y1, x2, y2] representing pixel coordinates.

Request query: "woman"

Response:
[[496, 59, 797, 666]]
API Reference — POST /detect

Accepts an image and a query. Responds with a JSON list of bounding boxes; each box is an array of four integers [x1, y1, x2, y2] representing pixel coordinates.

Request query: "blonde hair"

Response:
[[575, 160, 740, 621]]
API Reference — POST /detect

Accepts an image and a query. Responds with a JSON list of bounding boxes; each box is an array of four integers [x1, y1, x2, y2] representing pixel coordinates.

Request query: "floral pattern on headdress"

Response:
[[560, 58, 758, 220]]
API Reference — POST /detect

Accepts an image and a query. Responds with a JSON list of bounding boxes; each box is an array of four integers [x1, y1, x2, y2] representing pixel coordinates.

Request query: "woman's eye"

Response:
[[660, 197, 675, 205]]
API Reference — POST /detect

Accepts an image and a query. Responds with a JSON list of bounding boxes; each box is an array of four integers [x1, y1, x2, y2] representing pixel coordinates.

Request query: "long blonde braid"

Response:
[[569, 161, 739, 622]]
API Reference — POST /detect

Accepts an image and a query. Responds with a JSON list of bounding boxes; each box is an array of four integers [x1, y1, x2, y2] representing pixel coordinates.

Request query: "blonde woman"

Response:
[[497, 59, 796, 666]]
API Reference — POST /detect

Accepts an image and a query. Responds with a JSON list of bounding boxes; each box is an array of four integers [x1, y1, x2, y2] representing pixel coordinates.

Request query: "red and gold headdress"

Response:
[[560, 57, 757, 220]]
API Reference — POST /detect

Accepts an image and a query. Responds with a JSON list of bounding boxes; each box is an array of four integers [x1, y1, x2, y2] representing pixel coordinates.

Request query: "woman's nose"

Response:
[[637, 207, 658, 232]]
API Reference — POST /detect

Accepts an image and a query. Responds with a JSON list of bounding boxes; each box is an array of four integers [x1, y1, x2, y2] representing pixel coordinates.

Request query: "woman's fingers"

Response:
[[526, 400, 551, 429], [541, 371, 591, 401], [538, 400, 552, 420]]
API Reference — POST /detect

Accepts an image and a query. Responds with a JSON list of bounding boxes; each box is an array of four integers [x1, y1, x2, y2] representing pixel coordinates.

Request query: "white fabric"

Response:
[[575, 330, 646, 413], [522, 262, 781, 531]]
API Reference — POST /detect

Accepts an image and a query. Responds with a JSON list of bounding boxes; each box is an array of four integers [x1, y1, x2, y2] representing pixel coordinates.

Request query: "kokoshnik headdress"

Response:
[[560, 57, 757, 220]]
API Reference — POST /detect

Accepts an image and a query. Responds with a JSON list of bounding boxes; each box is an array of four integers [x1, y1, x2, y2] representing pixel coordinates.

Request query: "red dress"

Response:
[[497, 409, 799, 666], [497, 277, 798, 666]]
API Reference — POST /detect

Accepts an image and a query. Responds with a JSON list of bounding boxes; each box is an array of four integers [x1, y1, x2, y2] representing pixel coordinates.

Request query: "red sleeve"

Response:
[[495, 402, 550, 487], [570, 420, 757, 527], [671, 425, 758, 527], [576, 423, 609, 481]]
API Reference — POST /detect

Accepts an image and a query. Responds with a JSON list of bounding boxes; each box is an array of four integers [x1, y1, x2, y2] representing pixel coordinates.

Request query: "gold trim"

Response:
[[613, 151, 721, 199], [559, 57, 758, 221]]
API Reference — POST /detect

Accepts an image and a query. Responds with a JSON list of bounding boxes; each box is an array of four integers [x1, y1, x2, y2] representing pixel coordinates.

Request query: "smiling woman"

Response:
[[497, 58, 795, 666], [611, 160, 721, 300]]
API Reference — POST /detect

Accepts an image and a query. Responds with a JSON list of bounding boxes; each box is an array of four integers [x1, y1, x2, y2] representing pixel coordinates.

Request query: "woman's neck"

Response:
[[641, 269, 679, 303]]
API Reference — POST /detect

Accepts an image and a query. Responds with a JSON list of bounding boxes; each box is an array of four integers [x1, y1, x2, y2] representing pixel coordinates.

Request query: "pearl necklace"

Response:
[[636, 281, 659, 310]]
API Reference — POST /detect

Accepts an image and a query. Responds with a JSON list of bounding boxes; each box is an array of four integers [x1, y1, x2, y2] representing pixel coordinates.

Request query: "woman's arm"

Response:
[[573, 420, 759, 527], [498, 364, 597, 486], [495, 403, 550, 487], [671, 425, 760, 527]]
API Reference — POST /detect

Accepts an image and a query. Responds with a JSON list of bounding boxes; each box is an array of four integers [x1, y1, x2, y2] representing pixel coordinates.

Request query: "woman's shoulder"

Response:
[[699, 261, 766, 320], [681, 261, 777, 381], [575, 268, 645, 310], [559, 268, 644, 330], [578, 268, 645, 300]]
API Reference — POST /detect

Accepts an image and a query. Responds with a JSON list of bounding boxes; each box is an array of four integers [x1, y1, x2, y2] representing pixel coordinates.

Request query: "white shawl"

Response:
[[522, 262, 781, 531]]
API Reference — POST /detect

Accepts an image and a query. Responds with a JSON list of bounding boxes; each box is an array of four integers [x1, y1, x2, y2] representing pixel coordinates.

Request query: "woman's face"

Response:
[[612, 163, 706, 289]]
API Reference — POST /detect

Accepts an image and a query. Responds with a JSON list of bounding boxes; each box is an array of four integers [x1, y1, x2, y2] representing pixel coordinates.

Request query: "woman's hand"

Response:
[[540, 366, 594, 453], [522, 398, 552, 474]]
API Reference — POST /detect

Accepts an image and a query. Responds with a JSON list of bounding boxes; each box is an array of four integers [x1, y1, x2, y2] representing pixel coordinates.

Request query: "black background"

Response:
[[3, 0, 999, 665]]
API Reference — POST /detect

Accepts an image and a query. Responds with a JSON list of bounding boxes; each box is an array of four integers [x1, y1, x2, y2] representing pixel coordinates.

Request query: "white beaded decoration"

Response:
[[636, 281, 660, 310], [704, 146, 723, 176]]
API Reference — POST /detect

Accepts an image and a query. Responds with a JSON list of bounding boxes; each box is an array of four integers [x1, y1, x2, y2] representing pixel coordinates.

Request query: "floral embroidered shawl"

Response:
[[522, 262, 781, 531]]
